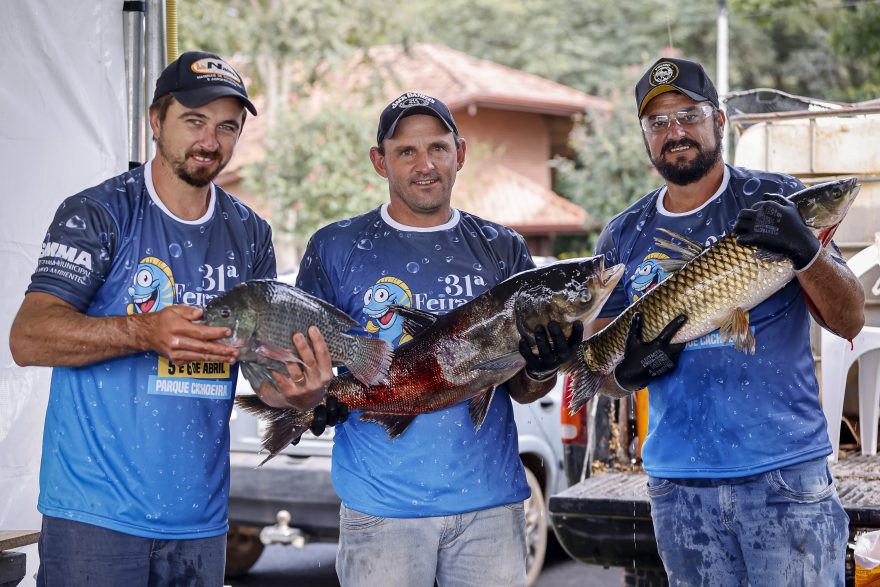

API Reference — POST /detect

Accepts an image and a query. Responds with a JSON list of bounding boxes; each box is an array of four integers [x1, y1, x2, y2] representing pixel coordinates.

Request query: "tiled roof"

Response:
[[352, 43, 609, 116], [453, 163, 592, 234]]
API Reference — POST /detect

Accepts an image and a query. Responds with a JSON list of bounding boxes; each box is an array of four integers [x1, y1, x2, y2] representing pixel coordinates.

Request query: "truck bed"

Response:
[[549, 454, 880, 570]]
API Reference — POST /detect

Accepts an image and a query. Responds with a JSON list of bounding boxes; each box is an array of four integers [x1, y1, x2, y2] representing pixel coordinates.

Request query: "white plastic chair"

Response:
[[822, 325, 880, 460]]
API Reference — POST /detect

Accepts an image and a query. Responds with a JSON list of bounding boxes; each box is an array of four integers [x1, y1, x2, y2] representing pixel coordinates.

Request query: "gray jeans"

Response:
[[336, 502, 527, 587]]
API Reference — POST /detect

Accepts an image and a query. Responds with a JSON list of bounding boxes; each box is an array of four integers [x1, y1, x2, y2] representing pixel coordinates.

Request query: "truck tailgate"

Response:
[[549, 455, 880, 568]]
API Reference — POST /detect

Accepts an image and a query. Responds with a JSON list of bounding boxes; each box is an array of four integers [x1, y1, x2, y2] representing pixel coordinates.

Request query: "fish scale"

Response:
[[568, 177, 861, 414]]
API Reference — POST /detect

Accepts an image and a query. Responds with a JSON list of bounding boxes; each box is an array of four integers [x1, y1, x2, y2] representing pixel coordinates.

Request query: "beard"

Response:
[[156, 139, 226, 187], [647, 122, 723, 186]]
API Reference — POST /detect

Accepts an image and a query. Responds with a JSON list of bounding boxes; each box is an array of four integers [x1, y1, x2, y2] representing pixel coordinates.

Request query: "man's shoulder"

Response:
[[605, 187, 662, 232], [311, 207, 382, 242], [213, 185, 272, 230], [457, 210, 523, 242], [70, 166, 145, 206], [726, 165, 803, 199]]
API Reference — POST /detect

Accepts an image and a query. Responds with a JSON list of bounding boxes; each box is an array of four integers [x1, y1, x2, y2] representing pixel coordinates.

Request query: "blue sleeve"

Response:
[[26, 196, 118, 311], [253, 220, 277, 280], [594, 223, 629, 318], [508, 230, 536, 275], [296, 236, 337, 305]]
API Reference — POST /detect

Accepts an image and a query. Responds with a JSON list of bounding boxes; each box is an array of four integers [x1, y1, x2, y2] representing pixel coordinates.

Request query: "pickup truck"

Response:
[[548, 95, 880, 586]]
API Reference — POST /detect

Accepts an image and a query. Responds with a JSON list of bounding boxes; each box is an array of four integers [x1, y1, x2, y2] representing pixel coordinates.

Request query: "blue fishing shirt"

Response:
[[297, 205, 532, 517], [28, 161, 275, 538], [596, 165, 835, 478]]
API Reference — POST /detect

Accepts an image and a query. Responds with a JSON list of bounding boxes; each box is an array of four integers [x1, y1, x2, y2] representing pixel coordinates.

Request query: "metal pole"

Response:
[[123, 1, 145, 169], [717, 0, 730, 160], [144, 0, 166, 161]]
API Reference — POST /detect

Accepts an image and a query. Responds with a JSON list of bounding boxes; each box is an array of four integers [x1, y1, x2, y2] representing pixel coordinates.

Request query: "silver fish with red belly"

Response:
[[565, 177, 861, 415], [237, 256, 624, 461]]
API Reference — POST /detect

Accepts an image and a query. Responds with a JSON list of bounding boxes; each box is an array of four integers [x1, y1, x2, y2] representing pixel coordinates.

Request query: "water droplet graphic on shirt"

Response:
[[636, 221, 645, 232], [473, 263, 482, 271], [445, 256, 454, 263], [422, 257, 430, 264], [199, 225, 206, 234], [743, 178, 761, 195], [434, 244, 442, 251], [406, 262, 420, 273], [227, 251, 235, 260], [185, 240, 193, 248], [480, 226, 499, 241], [152, 410, 159, 416], [65, 215, 87, 230], [222, 212, 229, 221], [337, 219, 352, 228], [169, 243, 182, 258], [356, 239, 373, 251], [234, 201, 250, 220], [498, 261, 506, 269], [352, 285, 362, 295]]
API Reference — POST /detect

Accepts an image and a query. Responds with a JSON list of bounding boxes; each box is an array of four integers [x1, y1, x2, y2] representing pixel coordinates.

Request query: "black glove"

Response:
[[614, 312, 687, 393], [517, 320, 584, 381], [733, 193, 821, 271], [309, 396, 349, 438]]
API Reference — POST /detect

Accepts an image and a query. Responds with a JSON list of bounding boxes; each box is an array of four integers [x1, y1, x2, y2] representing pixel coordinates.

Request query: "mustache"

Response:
[[661, 138, 700, 157]]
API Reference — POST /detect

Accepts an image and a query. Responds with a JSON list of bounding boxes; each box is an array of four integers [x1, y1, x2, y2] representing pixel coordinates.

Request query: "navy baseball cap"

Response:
[[376, 92, 458, 145], [152, 51, 257, 115], [635, 57, 719, 117]]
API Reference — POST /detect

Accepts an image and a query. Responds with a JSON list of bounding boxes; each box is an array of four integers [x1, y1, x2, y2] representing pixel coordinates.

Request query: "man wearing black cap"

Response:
[[587, 57, 863, 584], [296, 91, 581, 586], [10, 51, 335, 584]]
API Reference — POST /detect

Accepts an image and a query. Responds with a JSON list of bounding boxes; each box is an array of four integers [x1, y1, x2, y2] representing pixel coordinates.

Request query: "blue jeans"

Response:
[[648, 457, 849, 587], [37, 516, 226, 586], [336, 503, 527, 587]]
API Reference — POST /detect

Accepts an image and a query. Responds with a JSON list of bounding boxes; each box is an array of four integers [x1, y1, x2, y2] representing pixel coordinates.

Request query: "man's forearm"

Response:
[[797, 249, 865, 339], [10, 294, 147, 367], [508, 369, 556, 404]]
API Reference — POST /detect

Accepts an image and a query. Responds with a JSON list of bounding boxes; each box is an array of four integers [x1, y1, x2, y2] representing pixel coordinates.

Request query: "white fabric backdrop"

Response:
[[0, 1, 127, 584]]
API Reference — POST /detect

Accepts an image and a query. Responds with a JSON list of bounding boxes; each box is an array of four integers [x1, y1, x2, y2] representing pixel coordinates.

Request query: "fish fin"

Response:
[[360, 413, 418, 439], [387, 304, 437, 338], [253, 340, 304, 365], [340, 335, 393, 386], [718, 308, 756, 355], [473, 352, 527, 371], [234, 395, 314, 464], [468, 387, 496, 431], [655, 258, 688, 273], [239, 361, 284, 394], [564, 349, 608, 415], [655, 228, 705, 262]]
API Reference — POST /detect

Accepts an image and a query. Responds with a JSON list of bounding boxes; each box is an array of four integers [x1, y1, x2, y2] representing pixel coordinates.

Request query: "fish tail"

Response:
[[343, 335, 393, 386], [565, 350, 608, 416], [234, 395, 313, 462]]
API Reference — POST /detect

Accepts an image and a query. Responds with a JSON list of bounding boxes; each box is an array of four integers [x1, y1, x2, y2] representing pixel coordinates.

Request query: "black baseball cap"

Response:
[[376, 92, 458, 145], [152, 51, 257, 115], [635, 57, 719, 117]]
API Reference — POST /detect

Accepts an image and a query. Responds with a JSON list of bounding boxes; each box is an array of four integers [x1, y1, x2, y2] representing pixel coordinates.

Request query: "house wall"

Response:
[[455, 108, 554, 188]]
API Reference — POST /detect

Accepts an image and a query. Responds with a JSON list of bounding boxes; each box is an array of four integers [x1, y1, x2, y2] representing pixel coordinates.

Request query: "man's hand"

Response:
[[614, 312, 687, 393], [258, 326, 335, 411], [309, 396, 350, 437], [135, 305, 239, 363], [733, 193, 821, 272], [517, 320, 584, 381]]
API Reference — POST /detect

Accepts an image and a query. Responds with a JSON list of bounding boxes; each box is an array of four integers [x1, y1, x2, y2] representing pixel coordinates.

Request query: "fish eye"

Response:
[[136, 269, 153, 287], [219, 307, 231, 319], [374, 288, 389, 303], [363, 290, 373, 305]]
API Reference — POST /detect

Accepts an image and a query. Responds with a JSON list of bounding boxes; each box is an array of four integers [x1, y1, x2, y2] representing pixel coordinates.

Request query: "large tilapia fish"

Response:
[[566, 177, 861, 414], [237, 256, 624, 460], [203, 280, 393, 387]]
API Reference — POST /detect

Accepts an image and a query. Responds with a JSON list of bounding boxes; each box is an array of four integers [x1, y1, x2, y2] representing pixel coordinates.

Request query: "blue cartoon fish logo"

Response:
[[630, 252, 670, 302], [127, 257, 175, 314], [363, 276, 413, 348]]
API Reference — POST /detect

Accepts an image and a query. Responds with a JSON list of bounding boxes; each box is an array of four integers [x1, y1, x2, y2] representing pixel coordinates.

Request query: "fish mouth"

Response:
[[378, 311, 395, 326], [601, 263, 625, 289], [134, 288, 159, 313]]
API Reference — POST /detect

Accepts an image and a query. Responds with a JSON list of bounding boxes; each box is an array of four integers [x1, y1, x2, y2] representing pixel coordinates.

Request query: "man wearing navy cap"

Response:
[[10, 51, 337, 584], [296, 92, 582, 586], [588, 57, 863, 584]]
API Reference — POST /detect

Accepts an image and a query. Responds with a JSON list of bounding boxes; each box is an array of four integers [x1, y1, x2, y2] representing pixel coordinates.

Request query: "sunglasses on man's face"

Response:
[[640, 103, 715, 134]]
